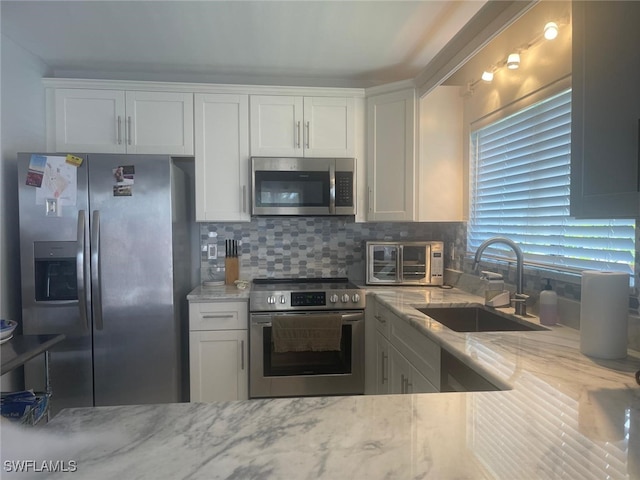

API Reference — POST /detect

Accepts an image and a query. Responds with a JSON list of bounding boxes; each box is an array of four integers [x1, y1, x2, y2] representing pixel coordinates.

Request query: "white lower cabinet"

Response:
[[368, 297, 440, 395], [388, 342, 438, 394], [189, 301, 248, 402], [374, 332, 390, 394]]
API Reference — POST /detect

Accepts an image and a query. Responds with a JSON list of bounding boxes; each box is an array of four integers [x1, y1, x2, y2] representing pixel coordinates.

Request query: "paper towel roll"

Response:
[[580, 271, 629, 359]]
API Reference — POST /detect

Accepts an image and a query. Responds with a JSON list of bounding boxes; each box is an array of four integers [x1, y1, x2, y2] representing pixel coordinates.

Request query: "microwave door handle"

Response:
[[397, 246, 403, 283], [329, 162, 336, 214]]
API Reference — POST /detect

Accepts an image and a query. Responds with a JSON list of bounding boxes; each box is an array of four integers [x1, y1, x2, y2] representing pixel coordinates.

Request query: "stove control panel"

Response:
[[291, 291, 326, 307], [251, 289, 366, 311]]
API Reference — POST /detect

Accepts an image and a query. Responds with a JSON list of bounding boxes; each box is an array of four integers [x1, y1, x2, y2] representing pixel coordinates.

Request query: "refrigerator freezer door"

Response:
[[18, 153, 94, 415], [88, 154, 181, 406]]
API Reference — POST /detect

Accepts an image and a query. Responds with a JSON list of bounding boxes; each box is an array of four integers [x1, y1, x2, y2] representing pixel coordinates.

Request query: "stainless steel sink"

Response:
[[416, 307, 548, 332]]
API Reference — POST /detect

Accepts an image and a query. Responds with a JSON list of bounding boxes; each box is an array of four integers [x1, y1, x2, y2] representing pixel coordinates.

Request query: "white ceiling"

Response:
[[0, 0, 487, 88]]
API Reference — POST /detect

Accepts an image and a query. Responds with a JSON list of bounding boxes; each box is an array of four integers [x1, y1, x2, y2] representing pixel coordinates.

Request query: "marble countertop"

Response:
[[5, 287, 640, 479], [187, 284, 250, 301]]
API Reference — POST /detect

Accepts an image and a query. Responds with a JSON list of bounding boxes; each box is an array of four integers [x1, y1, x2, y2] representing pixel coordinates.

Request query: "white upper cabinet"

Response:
[[366, 88, 416, 221], [417, 86, 463, 222], [194, 93, 250, 222], [53, 88, 194, 155], [125, 91, 194, 155], [250, 95, 355, 157], [55, 89, 126, 154], [303, 97, 355, 157], [571, 1, 640, 218]]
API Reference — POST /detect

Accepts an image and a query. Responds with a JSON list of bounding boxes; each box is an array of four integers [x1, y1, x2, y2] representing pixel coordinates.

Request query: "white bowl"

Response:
[[0, 319, 18, 341]]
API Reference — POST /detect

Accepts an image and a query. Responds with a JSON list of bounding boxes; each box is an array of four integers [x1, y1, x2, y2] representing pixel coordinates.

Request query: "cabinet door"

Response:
[[367, 88, 416, 221], [571, 1, 640, 218], [303, 97, 355, 157], [388, 344, 412, 394], [125, 91, 194, 155], [54, 89, 126, 153], [194, 93, 250, 222], [250, 95, 303, 157], [189, 330, 248, 402], [418, 86, 463, 221], [374, 332, 390, 394], [408, 366, 438, 394]]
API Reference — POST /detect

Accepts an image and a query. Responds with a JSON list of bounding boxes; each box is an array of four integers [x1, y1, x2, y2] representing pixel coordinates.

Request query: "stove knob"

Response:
[[341, 294, 350, 303], [329, 294, 339, 304], [279, 295, 287, 304], [267, 296, 276, 304], [352, 293, 361, 304]]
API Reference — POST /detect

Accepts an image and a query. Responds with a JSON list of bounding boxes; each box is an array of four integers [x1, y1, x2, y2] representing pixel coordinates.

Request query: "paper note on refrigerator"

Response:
[[35, 156, 77, 206]]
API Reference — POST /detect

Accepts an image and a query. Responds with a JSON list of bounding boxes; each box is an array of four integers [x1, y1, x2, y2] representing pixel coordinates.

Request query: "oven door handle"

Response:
[[251, 311, 364, 326]]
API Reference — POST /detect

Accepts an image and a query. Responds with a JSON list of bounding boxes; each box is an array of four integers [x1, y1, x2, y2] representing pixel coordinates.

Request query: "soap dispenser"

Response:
[[539, 279, 558, 325]]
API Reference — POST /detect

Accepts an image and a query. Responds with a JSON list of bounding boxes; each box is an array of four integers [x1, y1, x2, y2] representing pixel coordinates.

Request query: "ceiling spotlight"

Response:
[[481, 70, 494, 82], [544, 22, 559, 40], [507, 53, 520, 70]]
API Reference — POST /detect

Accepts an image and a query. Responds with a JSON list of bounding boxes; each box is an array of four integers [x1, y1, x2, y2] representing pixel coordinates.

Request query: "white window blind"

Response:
[[469, 89, 635, 277]]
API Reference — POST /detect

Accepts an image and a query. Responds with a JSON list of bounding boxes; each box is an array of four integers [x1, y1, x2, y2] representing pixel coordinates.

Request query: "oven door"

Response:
[[249, 311, 364, 398], [251, 157, 333, 215]]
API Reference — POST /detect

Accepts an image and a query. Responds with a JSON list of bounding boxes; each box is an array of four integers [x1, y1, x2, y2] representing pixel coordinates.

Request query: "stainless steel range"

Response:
[[249, 278, 365, 398]]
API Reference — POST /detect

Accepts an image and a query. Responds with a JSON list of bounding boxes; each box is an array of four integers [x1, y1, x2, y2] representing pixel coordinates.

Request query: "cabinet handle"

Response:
[[296, 121, 301, 148], [368, 187, 372, 213], [201, 314, 234, 319], [117, 116, 122, 144], [305, 121, 310, 149], [127, 116, 132, 145], [374, 314, 386, 324], [381, 351, 387, 384], [400, 375, 411, 394], [242, 185, 247, 213], [241, 340, 245, 370]]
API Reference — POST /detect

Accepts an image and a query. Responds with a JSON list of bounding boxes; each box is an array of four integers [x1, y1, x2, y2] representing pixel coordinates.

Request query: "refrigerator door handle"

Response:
[[77, 210, 89, 331], [91, 210, 104, 331]]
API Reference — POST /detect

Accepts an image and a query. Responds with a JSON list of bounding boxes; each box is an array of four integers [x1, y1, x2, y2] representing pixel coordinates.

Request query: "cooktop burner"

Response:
[[250, 277, 365, 312]]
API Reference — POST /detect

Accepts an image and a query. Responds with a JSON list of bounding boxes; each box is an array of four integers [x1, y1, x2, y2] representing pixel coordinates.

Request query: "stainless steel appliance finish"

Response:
[[18, 153, 191, 415], [366, 241, 444, 285], [249, 278, 365, 398], [251, 157, 356, 216]]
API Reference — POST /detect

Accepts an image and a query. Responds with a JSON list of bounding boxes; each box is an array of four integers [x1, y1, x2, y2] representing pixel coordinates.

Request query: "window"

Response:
[[468, 89, 635, 278]]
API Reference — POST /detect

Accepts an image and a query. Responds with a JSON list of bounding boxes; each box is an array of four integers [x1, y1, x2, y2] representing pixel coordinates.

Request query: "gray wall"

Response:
[[1, 34, 50, 389]]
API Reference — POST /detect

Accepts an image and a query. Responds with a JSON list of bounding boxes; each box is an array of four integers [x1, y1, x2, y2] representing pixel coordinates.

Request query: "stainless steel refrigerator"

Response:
[[17, 153, 191, 415]]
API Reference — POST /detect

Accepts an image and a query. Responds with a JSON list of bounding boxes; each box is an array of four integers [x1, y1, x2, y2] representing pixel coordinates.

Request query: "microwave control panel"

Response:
[[335, 171, 354, 207]]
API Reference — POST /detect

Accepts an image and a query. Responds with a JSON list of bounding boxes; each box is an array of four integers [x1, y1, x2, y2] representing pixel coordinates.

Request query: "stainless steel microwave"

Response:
[[366, 241, 444, 285], [251, 157, 356, 216]]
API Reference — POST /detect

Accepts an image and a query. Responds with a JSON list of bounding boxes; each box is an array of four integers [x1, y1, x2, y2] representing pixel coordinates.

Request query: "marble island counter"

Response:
[[5, 287, 640, 479]]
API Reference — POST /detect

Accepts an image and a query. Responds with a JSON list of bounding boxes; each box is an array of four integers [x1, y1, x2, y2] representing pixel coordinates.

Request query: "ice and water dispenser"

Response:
[[33, 241, 78, 302]]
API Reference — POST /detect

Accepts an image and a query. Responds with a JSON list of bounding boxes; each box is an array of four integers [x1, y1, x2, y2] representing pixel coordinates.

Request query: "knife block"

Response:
[[225, 257, 239, 285]]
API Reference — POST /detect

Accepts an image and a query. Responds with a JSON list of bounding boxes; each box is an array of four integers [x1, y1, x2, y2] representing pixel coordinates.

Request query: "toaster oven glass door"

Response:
[[368, 245, 400, 283], [401, 245, 430, 283]]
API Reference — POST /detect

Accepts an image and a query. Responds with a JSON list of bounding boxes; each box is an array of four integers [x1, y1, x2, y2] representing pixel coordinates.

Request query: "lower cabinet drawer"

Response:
[[189, 301, 248, 331]]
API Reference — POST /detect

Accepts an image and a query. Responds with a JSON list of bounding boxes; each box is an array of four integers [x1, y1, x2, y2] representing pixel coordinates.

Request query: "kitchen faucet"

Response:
[[473, 237, 528, 316]]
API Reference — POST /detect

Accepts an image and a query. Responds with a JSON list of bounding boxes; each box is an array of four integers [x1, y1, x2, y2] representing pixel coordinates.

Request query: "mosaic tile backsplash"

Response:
[[200, 219, 639, 309], [199, 218, 460, 283]]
